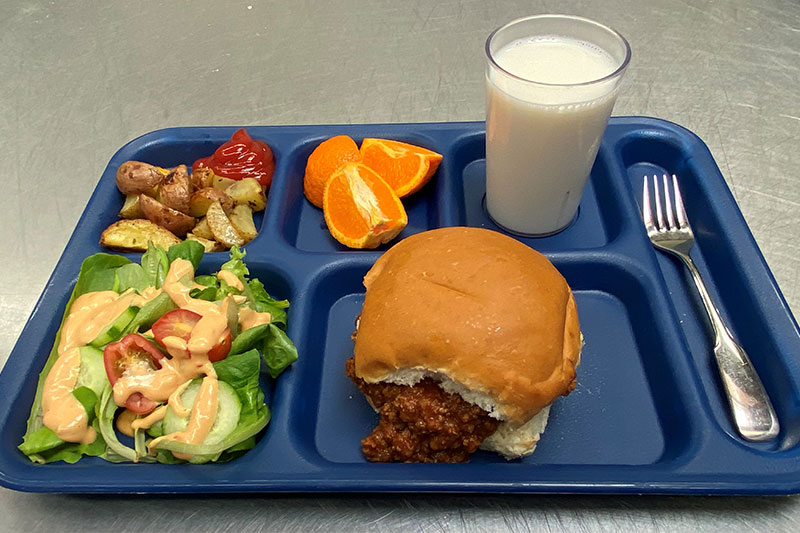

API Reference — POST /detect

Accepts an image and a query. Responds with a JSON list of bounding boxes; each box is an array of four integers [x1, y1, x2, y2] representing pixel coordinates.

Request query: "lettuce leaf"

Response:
[[245, 279, 289, 328], [123, 292, 177, 335], [19, 253, 133, 463], [167, 240, 205, 270], [20, 244, 295, 465], [140, 242, 169, 289], [229, 323, 269, 355], [262, 324, 298, 378], [220, 245, 249, 279], [115, 263, 149, 293]]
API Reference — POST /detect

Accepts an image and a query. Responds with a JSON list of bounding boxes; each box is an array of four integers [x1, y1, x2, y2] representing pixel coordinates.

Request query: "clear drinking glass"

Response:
[[485, 15, 631, 236]]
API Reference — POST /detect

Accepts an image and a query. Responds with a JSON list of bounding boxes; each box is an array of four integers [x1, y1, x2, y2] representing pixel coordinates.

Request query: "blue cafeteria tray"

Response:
[[1, 118, 800, 495]]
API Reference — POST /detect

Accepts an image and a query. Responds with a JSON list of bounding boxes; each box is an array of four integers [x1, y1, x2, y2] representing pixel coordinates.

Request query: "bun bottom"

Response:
[[480, 405, 551, 460]]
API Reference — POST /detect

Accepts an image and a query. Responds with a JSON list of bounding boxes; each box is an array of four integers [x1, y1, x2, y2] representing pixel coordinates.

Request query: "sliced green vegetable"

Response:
[[123, 292, 177, 334], [21, 244, 297, 465], [150, 350, 269, 464], [141, 242, 169, 289], [98, 385, 155, 463], [163, 380, 242, 445], [76, 345, 108, 397], [148, 415, 268, 461], [88, 306, 138, 347], [134, 427, 149, 459], [213, 349, 264, 416]]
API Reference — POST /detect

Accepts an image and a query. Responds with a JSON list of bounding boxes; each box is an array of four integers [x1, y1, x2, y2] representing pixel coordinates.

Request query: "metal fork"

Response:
[[643, 174, 779, 441]]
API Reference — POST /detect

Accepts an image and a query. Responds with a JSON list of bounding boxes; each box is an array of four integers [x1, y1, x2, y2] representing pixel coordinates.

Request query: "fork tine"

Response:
[[663, 174, 676, 230], [653, 175, 665, 230], [672, 174, 689, 229], [642, 175, 656, 232]]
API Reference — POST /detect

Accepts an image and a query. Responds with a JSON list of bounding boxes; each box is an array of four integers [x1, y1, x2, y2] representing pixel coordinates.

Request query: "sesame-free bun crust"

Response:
[[354, 227, 581, 426]]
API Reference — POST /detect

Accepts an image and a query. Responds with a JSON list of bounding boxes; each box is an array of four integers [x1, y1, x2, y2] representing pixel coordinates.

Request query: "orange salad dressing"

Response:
[[41, 259, 245, 460]]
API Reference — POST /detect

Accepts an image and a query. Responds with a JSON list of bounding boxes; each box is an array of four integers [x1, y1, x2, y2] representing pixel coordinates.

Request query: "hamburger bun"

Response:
[[353, 226, 581, 459]]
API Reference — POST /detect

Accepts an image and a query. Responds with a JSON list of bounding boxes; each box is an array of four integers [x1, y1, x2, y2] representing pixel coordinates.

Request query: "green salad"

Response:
[[18, 241, 297, 464]]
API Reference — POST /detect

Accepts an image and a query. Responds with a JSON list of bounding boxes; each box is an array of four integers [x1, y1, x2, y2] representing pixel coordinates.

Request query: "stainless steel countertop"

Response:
[[1, 0, 799, 531]]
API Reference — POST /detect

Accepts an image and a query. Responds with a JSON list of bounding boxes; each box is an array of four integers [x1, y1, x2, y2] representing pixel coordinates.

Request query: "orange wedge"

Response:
[[359, 138, 443, 198], [323, 162, 408, 249], [304, 135, 362, 208]]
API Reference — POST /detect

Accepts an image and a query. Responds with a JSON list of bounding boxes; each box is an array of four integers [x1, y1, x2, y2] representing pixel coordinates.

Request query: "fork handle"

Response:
[[679, 253, 780, 441]]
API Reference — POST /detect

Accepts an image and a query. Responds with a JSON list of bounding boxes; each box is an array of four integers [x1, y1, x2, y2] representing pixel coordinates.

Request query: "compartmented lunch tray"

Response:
[[2, 118, 800, 495]]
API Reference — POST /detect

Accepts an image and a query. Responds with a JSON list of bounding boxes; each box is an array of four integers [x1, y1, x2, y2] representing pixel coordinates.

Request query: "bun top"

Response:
[[353, 227, 581, 425]]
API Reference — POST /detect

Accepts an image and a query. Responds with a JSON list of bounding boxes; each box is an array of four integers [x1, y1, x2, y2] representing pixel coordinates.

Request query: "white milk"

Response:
[[485, 36, 621, 235]]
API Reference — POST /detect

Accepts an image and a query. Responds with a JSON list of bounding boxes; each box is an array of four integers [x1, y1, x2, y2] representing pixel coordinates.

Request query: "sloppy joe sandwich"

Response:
[[346, 226, 581, 462]]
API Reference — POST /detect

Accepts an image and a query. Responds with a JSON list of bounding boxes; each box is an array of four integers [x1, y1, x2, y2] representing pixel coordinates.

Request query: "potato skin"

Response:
[[138, 194, 196, 236], [100, 219, 181, 252], [116, 161, 167, 196], [190, 167, 215, 190], [157, 164, 192, 214], [189, 187, 234, 217]]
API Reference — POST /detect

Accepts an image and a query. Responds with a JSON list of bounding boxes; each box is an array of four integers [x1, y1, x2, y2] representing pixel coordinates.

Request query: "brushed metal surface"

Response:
[[1, 0, 799, 531]]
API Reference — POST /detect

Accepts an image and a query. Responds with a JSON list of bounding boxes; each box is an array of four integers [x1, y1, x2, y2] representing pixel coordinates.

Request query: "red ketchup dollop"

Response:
[[192, 128, 275, 188]]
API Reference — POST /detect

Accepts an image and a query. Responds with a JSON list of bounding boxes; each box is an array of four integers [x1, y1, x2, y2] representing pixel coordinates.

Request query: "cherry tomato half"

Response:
[[151, 309, 202, 348], [192, 128, 275, 188], [103, 334, 165, 415], [151, 309, 231, 361], [207, 328, 232, 363]]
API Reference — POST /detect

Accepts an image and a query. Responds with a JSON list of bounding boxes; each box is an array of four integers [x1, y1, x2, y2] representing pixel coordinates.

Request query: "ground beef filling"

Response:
[[345, 357, 500, 462]]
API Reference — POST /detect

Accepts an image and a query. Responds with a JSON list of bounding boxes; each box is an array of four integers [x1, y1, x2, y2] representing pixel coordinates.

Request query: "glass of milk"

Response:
[[485, 15, 631, 236]]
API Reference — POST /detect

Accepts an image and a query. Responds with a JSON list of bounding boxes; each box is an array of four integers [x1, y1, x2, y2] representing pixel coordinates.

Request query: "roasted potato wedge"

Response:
[[212, 175, 237, 191], [186, 233, 226, 252], [138, 194, 196, 236], [189, 187, 234, 217], [100, 219, 181, 252], [190, 167, 214, 190], [118, 194, 143, 219], [192, 217, 214, 240], [226, 178, 267, 211], [229, 205, 258, 243], [156, 164, 192, 214], [206, 201, 245, 247], [116, 161, 168, 196]]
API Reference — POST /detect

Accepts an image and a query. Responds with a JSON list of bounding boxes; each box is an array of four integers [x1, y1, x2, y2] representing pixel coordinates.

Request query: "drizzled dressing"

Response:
[[40, 259, 270, 459], [44, 290, 155, 444]]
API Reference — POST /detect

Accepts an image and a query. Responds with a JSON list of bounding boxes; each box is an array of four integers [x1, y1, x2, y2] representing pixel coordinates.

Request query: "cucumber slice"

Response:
[[162, 379, 241, 447], [76, 345, 107, 397], [88, 306, 138, 347]]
